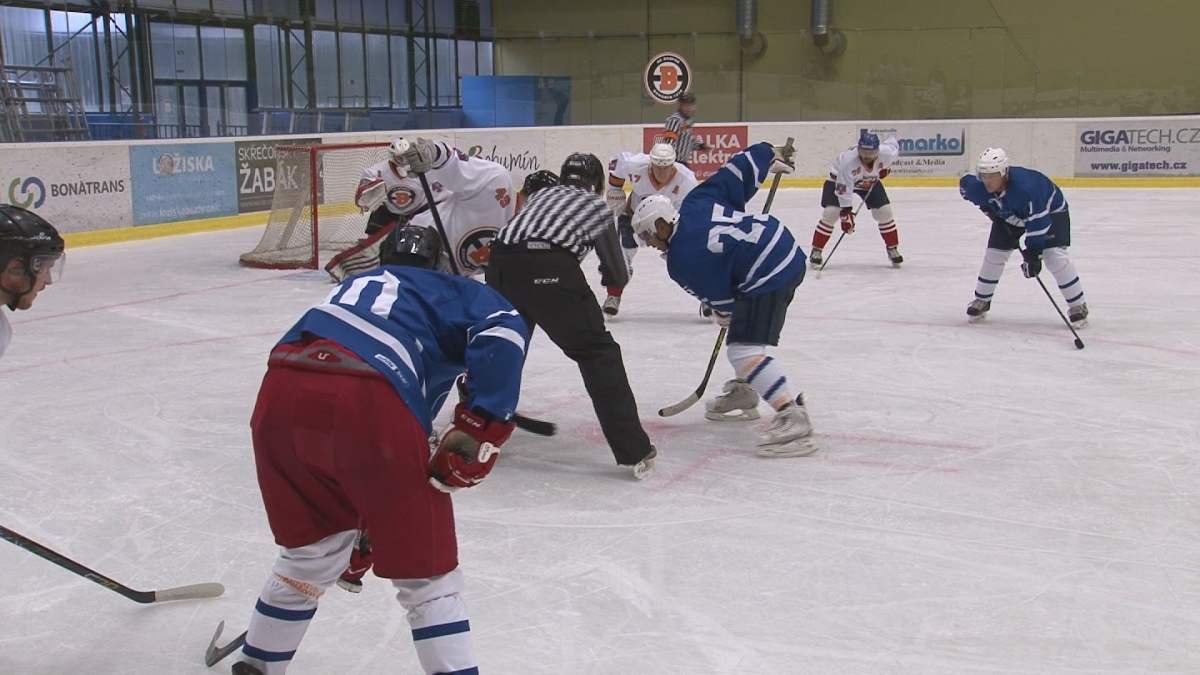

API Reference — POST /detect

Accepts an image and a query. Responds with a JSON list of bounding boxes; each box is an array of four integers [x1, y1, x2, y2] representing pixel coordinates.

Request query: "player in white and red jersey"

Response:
[[810, 133, 905, 267], [328, 138, 516, 281], [600, 143, 698, 318], [402, 138, 517, 277]]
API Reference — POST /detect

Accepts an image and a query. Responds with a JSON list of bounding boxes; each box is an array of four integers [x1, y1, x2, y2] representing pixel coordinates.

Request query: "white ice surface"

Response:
[[1, 188, 1198, 675]]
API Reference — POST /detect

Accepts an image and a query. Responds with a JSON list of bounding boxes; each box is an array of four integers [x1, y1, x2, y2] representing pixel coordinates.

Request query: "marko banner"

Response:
[[859, 124, 968, 177], [130, 143, 237, 225], [642, 125, 748, 180], [235, 137, 320, 213], [1, 146, 133, 233], [1074, 120, 1200, 176]]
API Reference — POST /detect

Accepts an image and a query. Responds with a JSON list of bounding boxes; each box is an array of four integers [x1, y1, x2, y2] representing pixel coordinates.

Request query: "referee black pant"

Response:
[[487, 242, 653, 466]]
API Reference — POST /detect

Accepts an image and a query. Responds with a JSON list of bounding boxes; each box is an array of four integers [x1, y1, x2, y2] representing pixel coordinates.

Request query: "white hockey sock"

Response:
[[974, 248, 1012, 301], [729, 343, 792, 411], [1042, 247, 1086, 308], [239, 531, 355, 675], [394, 569, 477, 675]]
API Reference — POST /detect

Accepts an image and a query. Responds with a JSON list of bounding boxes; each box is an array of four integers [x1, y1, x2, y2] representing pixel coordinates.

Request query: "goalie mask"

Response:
[[388, 138, 411, 176], [379, 225, 442, 270]]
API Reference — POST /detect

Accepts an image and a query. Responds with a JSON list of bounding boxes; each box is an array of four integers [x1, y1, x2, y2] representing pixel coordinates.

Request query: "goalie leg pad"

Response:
[[325, 222, 397, 281]]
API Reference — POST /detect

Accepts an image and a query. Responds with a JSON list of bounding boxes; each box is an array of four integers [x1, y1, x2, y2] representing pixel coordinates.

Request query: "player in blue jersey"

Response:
[[631, 141, 818, 458], [231, 226, 529, 675], [959, 148, 1088, 327]]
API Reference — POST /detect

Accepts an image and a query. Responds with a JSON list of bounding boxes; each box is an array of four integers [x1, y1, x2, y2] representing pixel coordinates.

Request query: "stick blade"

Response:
[[153, 582, 225, 603], [658, 392, 701, 417], [205, 621, 248, 667], [514, 415, 556, 436]]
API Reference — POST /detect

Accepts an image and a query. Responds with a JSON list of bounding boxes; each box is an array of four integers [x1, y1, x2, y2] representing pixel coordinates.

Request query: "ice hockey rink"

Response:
[[1, 186, 1197, 675]]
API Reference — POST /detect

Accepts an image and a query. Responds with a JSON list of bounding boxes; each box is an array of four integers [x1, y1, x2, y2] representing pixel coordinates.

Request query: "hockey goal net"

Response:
[[239, 142, 391, 269]]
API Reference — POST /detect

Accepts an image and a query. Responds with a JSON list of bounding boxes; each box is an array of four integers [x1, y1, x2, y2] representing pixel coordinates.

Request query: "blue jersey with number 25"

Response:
[[669, 142, 807, 311], [277, 266, 529, 434]]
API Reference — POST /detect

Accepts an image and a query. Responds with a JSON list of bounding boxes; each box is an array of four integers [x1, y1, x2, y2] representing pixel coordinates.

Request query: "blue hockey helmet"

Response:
[[858, 132, 881, 151]]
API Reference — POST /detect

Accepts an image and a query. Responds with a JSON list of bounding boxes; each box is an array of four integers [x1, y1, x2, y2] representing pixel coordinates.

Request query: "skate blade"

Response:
[[967, 313, 988, 323], [1071, 318, 1088, 329], [756, 437, 819, 458], [704, 409, 761, 422]]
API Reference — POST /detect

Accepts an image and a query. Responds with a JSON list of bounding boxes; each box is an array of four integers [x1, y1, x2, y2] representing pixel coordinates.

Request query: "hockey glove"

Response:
[[336, 530, 373, 593], [403, 138, 439, 173], [712, 309, 732, 328], [605, 188, 628, 217], [840, 207, 856, 233], [1020, 247, 1043, 278], [429, 403, 514, 493]]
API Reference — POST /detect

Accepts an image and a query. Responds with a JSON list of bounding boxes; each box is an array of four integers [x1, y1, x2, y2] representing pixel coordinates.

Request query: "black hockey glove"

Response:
[[1020, 247, 1042, 278]]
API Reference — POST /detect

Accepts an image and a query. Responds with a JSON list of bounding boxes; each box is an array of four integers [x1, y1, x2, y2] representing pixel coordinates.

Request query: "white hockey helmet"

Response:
[[649, 143, 676, 168], [976, 147, 1009, 176], [631, 194, 678, 242], [389, 138, 411, 175]]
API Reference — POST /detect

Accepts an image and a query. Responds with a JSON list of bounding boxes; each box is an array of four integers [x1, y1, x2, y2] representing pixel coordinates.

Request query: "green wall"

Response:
[[492, 0, 1200, 124]]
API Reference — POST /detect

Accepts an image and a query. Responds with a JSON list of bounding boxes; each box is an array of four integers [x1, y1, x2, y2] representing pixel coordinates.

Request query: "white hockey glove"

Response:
[[712, 309, 732, 327], [403, 138, 439, 174], [605, 188, 628, 217], [356, 179, 387, 212], [770, 145, 795, 174]]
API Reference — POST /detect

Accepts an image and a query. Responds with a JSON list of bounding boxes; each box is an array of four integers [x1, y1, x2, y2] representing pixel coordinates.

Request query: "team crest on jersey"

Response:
[[458, 227, 498, 271], [388, 185, 418, 208], [644, 52, 691, 104]]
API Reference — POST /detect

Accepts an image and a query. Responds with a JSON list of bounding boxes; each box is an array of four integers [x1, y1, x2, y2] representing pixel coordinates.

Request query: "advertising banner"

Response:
[[235, 137, 320, 213], [859, 124, 968, 177], [642, 125, 748, 180], [1074, 120, 1200, 176], [454, 129, 547, 186], [130, 142, 237, 225], [1, 146, 133, 233]]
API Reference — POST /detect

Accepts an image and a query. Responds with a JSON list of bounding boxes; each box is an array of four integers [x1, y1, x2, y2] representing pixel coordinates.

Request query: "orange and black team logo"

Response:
[[458, 227, 498, 271], [644, 52, 691, 104], [388, 185, 418, 208]]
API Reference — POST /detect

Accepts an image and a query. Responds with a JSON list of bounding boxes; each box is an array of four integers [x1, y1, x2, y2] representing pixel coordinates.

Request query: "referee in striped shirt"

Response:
[[662, 91, 709, 166], [487, 153, 656, 479]]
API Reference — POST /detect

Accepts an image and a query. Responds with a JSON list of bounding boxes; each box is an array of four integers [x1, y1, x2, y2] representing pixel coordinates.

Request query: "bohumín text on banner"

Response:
[[235, 137, 320, 213], [642, 126, 748, 181], [130, 143, 237, 225], [859, 124, 967, 177], [1, 146, 132, 233], [1074, 120, 1200, 177]]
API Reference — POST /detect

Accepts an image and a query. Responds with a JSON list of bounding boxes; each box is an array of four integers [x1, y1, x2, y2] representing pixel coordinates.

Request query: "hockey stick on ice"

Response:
[[659, 138, 793, 417], [204, 621, 247, 667], [816, 179, 876, 279], [0, 524, 225, 604], [1004, 227, 1085, 350]]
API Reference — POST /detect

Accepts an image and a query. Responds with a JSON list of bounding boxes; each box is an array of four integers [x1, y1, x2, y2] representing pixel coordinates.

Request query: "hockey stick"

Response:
[[0, 524, 225, 604], [514, 413, 556, 436], [205, 621, 247, 667], [1004, 227, 1085, 350], [816, 180, 876, 279], [659, 138, 793, 417]]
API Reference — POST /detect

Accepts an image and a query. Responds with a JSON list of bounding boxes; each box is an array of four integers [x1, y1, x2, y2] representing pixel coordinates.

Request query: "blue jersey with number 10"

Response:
[[277, 266, 529, 434], [668, 142, 807, 310]]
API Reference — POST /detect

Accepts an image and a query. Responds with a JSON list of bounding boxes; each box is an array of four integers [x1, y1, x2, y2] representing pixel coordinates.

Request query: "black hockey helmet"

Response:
[[0, 204, 65, 309], [559, 153, 604, 194], [678, 91, 697, 105], [378, 224, 442, 270], [522, 169, 559, 197]]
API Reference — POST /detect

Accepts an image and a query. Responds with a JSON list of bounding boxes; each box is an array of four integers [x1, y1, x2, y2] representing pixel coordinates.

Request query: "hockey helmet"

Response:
[[678, 91, 697, 105], [379, 224, 443, 270], [559, 153, 605, 194], [857, 132, 881, 151], [388, 138, 411, 176], [522, 169, 559, 197], [631, 195, 678, 243], [976, 147, 1010, 176], [649, 143, 677, 168], [0, 204, 65, 310]]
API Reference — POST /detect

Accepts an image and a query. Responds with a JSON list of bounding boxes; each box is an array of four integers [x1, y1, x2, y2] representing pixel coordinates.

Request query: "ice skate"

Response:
[[1068, 302, 1089, 328], [756, 394, 818, 458], [966, 299, 991, 323], [705, 379, 761, 421], [232, 663, 264, 675], [887, 246, 904, 267], [629, 445, 657, 480], [809, 248, 823, 266], [602, 294, 621, 320]]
